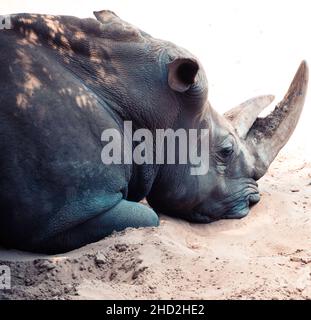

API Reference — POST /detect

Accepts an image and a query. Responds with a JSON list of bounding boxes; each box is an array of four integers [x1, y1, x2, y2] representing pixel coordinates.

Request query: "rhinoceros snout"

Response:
[[193, 179, 261, 222], [223, 190, 260, 219]]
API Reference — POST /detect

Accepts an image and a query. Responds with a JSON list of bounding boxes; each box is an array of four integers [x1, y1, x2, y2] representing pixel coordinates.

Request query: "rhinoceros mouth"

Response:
[[222, 192, 260, 219], [191, 183, 260, 223]]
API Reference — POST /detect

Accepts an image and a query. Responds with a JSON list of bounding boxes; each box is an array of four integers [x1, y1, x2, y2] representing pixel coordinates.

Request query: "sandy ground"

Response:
[[0, 150, 310, 300]]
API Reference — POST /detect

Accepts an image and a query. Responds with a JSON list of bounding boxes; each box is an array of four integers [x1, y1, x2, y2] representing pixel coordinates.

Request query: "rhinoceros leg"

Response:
[[34, 200, 159, 254]]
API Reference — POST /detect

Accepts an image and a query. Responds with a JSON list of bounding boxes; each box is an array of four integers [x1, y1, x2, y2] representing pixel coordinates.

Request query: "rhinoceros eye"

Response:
[[219, 146, 234, 159], [216, 138, 235, 162]]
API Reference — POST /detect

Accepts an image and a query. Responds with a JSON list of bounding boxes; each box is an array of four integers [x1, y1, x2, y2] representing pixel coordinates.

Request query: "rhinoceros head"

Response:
[[149, 59, 308, 222], [93, 11, 308, 223]]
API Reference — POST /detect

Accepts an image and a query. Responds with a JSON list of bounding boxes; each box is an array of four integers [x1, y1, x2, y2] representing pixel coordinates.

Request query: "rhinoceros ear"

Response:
[[168, 58, 199, 92], [93, 10, 141, 40], [93, 10, 119, 24]]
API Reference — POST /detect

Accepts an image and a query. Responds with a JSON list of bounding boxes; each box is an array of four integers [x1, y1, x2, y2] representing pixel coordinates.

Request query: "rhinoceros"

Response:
[[0, 11, 308, 253]]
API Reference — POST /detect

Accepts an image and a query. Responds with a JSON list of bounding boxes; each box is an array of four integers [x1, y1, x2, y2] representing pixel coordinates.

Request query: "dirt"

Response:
[[0, 151, 311, 300]]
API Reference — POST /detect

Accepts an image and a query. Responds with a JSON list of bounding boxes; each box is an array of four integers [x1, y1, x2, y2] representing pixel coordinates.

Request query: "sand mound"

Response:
[[1, 152, 311, 300]]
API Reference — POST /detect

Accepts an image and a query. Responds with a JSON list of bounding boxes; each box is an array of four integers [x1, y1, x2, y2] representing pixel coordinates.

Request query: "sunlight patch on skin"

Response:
[[75, 94, 89, 108], [59, 88, 73, 95], [16, 29, 40, 46], [42, 67, 53, 80], [94, 66, 106, 77], [75, 94, 96, 112], [58, 47, 71, 62], [14, 49, 42, 109], [16, 74, 41, 109], [16, 93, 28, 109], [53, 37, 74, 59], [60, 35, 71, 49], [59, 87, 97, 112], [24, 73, 41, 95], [44, 16, 65, 38], [15, 48, 32, 65], [18, 17, 33, 25], [89, 54, 102, 64], [74, 31, 87, 40]]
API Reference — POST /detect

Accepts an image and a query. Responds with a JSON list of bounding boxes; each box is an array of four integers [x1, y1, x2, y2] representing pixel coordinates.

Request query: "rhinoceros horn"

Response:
[[224, 95, 275, 139], [226, 61, 309, 178]]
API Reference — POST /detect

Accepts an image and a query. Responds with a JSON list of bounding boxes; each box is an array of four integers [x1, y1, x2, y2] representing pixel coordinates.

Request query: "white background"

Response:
[[1, 0, 310, 157]]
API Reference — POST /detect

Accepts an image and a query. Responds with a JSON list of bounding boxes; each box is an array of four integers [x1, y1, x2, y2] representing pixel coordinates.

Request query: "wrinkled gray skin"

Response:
[[0, 11, 308, 253]]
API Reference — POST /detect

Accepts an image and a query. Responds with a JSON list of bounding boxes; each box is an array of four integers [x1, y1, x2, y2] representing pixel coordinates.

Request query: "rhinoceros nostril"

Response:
[[249, 193, 260, 206]]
